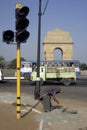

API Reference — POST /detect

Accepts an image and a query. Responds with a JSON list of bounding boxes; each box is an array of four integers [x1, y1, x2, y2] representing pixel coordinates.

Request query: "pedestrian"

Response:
[[40, 87, 61, 112]]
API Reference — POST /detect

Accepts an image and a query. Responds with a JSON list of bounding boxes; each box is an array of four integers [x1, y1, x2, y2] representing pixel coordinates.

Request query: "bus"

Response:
[[20, 61, 36, 79], [42, 60, 80, 77], [20, 60, 80, 79]]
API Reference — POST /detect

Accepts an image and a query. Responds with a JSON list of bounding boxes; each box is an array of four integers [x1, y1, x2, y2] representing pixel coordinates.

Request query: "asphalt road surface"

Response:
[[0, 77, 87, 103]]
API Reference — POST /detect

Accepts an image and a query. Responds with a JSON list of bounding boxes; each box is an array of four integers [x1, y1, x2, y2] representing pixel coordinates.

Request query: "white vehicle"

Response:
[[20, 61, 36, 79], [0, 69, 4, 81]]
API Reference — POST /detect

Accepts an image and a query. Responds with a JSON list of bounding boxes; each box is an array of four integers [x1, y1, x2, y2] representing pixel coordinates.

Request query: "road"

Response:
[[0, 77, 87, 103], [0, 77, 87, 130]]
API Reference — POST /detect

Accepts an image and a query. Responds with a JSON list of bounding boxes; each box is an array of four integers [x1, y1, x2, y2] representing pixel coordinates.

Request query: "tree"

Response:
[[0, 56, 6, 68], [8, 59, 16, 69], [8, 57, 26, 69], [80, 63, 87, 70], [20, 57, 26, 62]]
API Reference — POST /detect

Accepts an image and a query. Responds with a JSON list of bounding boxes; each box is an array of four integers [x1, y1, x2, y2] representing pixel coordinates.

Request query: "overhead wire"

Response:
[[42, 0, 50, 15]]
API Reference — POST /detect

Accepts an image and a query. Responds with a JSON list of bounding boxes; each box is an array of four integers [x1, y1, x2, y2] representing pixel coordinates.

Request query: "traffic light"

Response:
[[15, 6, 30, 43], [3, 30, 14, 44]]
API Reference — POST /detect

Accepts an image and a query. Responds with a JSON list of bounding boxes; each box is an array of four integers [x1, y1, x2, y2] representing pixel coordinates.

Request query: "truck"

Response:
[[29, 65, 76, 86]]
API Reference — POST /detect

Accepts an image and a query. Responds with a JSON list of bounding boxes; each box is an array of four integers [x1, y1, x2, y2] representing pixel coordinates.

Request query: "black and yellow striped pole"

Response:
[[16, 3, 22, 119], [15, 3, 30, 119], [16, 43, 21, 119]]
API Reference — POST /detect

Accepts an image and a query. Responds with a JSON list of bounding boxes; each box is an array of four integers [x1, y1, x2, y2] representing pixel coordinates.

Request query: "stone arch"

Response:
[[43, 29, 73, 60], [54, 47, 63, 60]]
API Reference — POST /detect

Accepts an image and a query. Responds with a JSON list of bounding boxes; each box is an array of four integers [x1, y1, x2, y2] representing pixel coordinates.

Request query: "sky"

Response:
[[0, 0, 87, 63]]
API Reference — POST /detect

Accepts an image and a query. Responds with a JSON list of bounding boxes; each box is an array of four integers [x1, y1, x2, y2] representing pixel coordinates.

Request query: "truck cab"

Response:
[[30, 66, 46, 83]]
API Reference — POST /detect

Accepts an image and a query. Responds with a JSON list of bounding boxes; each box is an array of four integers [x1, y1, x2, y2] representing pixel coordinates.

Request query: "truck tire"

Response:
[[24, 73, 30, 80], [63, 78, 71, 86]]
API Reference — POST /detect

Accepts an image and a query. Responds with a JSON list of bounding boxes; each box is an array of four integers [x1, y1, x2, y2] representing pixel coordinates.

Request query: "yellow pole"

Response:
[[16, 43, 21, 119], [16, 3, 22, 119]]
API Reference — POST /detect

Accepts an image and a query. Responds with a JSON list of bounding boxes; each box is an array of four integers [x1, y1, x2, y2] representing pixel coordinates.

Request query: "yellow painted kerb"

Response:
[[16, 3, 23, 9]]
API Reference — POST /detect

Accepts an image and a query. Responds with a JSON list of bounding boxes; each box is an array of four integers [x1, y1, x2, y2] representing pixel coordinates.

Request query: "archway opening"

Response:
[[54, 48, 63, 60]]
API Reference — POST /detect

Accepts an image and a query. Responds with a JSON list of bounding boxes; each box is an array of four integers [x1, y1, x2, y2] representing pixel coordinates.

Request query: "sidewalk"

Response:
[[0, 102, 39, 130], [0, 92, 87, 130], [0, 92, 41, 130]]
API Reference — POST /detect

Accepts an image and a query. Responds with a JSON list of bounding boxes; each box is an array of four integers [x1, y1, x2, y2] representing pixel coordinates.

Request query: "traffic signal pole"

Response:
[[16, 43, 21, 119], [2, 3, 30, 119], [15, 4, 30, 119], [15, 4, 22, 120], [34, 0, 42, 99]]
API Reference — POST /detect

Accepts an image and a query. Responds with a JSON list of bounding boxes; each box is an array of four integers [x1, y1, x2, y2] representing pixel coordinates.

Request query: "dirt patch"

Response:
[[0, 102, 39, 130], [33, 98, 87, 130], [0, 98, 87, 130]]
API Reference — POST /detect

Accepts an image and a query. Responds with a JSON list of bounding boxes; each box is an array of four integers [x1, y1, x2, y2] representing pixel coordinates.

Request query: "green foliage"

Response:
[[8, 59, 16, 69], [7, 57, 26, 69], [0, 56, 26, 69], [80, 63, 87, 70], [0, 56, 6, 68]]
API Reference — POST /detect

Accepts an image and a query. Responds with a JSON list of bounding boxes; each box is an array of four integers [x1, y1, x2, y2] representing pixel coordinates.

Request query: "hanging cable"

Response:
[[42, 0, 50, 15]]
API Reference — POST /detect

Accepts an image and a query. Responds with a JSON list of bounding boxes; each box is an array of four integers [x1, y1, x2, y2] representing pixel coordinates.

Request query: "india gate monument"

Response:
[[43, 29, 73, 60]]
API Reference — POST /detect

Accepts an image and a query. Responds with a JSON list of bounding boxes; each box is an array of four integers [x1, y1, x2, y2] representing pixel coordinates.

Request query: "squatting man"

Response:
[[39, 87, 61, 112]]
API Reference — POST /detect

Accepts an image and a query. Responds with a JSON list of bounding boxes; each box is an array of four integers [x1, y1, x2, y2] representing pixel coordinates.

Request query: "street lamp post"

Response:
[[34, 0, 42, 99]]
